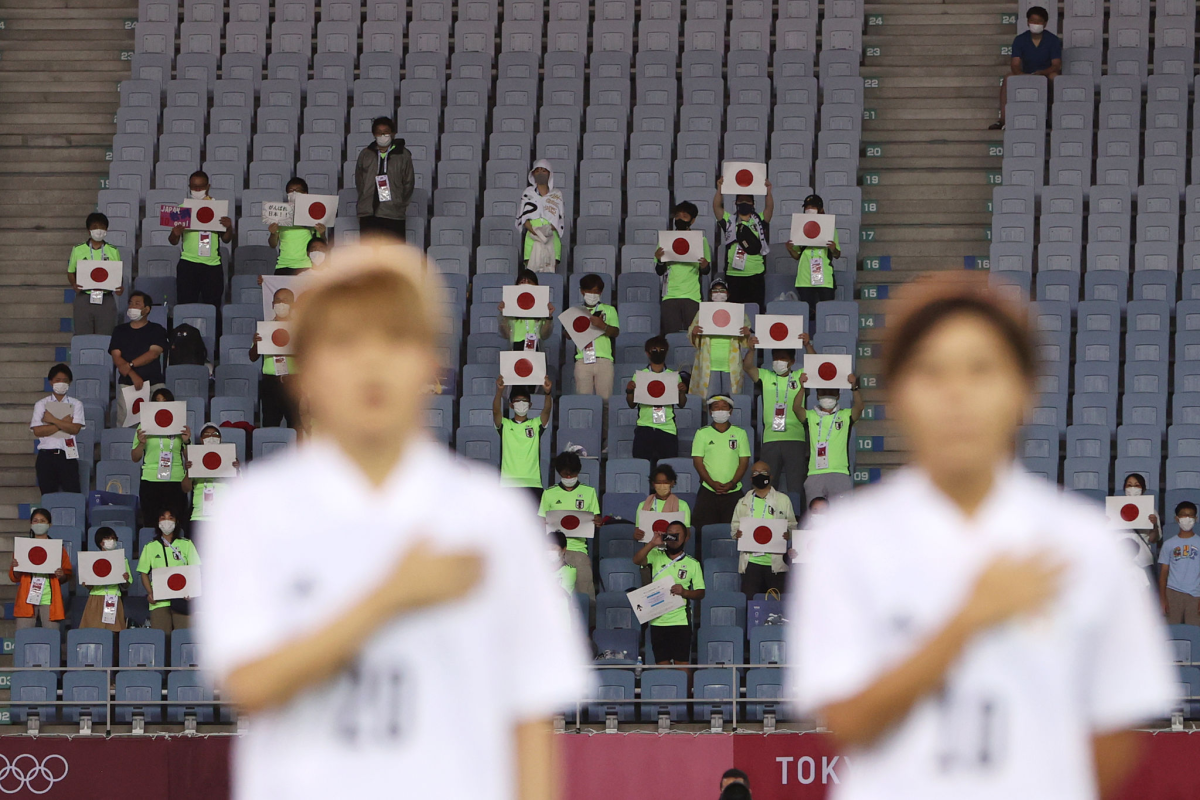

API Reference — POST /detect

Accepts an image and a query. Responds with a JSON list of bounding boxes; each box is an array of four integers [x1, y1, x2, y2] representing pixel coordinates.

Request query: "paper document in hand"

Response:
[[627, 576, 686, 624]]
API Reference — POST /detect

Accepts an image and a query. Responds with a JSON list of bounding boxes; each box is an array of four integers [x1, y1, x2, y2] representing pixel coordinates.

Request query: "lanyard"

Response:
[[160, 540, 184, 565], [750, 495, 770, 518], [815, 410, 841, 445], [651, 551, 686, 583], [773, 373, 794, 411], [85, 243, 110, 261]]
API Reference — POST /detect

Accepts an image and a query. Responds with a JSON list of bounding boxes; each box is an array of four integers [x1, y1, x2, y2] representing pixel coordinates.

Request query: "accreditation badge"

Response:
[[375, 174, 392, 202], [197, 232, 212, 258], [102, 594, 119, 625], [773, 403, 787, 432]]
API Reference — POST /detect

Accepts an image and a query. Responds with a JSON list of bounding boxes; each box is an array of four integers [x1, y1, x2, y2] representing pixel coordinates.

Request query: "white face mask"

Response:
[[561, 476, 579, 488], [309, 251, 326, 266], [375, 134, 393, 148], [159, 519, 176, 535], [127, 307, 143, 321], [808, 512, 826, 526], [52, 382, 70, 396], [286, 191, 299, 202], [711, 409, 731, 424], [273, 302, 291, 319], [102, 539, 117, 551], [547, 550, 562, 565], [190, 189, 207, 200], [818, 396, 838, 411], [30, 523, 50, 536], [1028, 23, 1044, 34], [582, 293, 601, 307], [772, 360, 790, 375], [804, 208, 818, 215], [1180, 517, 1196, 532], [202, 436, 220, 445], [512, 401, 531, 416], [90, 229, 107, 241], [1124, 486, 1143, 497], [711, 292, 728, 303]]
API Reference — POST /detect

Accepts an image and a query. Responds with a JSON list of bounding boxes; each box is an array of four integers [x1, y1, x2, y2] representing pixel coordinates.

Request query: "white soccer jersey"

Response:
[[197, 438, 591, 800], [788, 466, 1176, 800]]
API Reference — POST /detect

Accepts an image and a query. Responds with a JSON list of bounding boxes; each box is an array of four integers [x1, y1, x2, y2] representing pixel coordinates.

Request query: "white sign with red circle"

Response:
[[803, 354, 853, 389], [558, 306, 605, 349], [737, 517, 789, 554], [13, 538, 63, 574], [721, 161, 768, 195], [637, 511, 688, 542], [789, 213, 837, 247], [78, 549, 126, 586], [121, 383, 151, 428], [502, 284, 551, 318], [76, 260, 123, 292], [257, 321, 294, 355], [142, 400, 188, 435], [657, 230, 705, 262], [1105, 495, 1156, 529], [790, 528, 818, 563], [633, 370, 680, 406], [699, 301, 744, 337], [754, 314, 807, 349], [545, 510, 595, 539], [187, 443, 237, 478], [499, 350, 546, 387], [180, 199, 229, 232], [152, 565, 202, 600], [293, 193, 339, 227]]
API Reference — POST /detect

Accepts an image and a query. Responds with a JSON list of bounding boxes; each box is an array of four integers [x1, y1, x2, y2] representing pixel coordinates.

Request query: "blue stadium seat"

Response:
[[749, 625, 787, 665], [639, 669, 690, 722], [697, 626, 744, 666], [1167, 625, 1200, 665], [118, 628, 166, 668], [692, 668, 735, 719], [744, 667, 790, 722], [14, 629, 61, 669], [67, 629, 113, 669], [586, 668, 636, 723], [599, 558, 641, 593], [62, 672, 110, 724], [592, 629, 638, 664], [252, 426, 297, 459], [115, 671, 163, 723], [10, 673, 59, 723], [167, 671, 214, 723], [605, 458, 650, 495], [595, 591, 637, 630], [41, 492, 87, 530], [172, 628, 200, 668], [700, 590, 747, 628]]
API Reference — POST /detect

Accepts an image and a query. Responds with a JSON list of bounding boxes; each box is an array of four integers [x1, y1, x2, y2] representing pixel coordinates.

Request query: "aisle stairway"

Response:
[[850, 0, 1013, 480]]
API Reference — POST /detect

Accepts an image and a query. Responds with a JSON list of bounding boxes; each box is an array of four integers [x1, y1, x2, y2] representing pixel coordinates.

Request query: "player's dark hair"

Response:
[[94, 526, 117, 549], [554, 450, 582, 475], [673, 201, 699, 219], [1176, 501, 1197, 517], [653, 464, 677, 483], [86, 212, 109, 229], [1124, 473, 1147, 491], [1026, 6, 1049, 22], [720, 781, 753, 800], [47, 363, 73, 382], [721, 769, 750, 788]]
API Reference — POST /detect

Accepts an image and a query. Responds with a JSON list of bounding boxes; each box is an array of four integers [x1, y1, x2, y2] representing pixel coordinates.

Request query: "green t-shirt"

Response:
[[261, 353, 297, 376], [276, 226, 316, 270], [507, 317, 542, 345], [180, 230, 222, 266], [67, 242, 121, 279], [136, 537, 201, 610], [189, 478, 228, 521], [645, 549, 705, 627], [807, 408, 853, 475], [661, 238, 712, 301], [722, 212, 766, 276], [558, 563, 577, 594], [794, 229, 840, 289], [759, 370, 807, 443], [709, 335, 732, 371], [134, 428, 186, 482], [522, 219, 562, 260], [90, 557, 132, 596], [634, 367, 681, 434], [499, 416, 543, 489], [691, 425, 752, 492], [573, 303, 618, 362], [539, 483, 601, 554], [635, 498, 692, 529]]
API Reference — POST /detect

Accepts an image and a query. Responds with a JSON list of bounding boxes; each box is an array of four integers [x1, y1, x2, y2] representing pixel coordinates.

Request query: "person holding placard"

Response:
[[691, 396, 753, 535], [109, 290, 169, 427], [183, 423, 241, 530], [548, 530, 577, 595], [498, 269, 555, 351], [634, 464, 694, 542], [744, 337, 818, 497], [251, 287, 300, 429], [516, 159, 565, 272], [633, 521, 706, 666], [687, 280, 752, 398], [627, 336, 688, 471], [30, 363, 85, 494], [731, 462, 797, 599], [139, 507, 201, 634], [9, 508, 71, 632], [168, 170, 233, 306], [493, 376, 554, 502], [67, 211, 123, 335], [538, 450, 599, 599], [713, 176, 774, 313], [655, 201, 711, 334], [132, 387, 191, 527], [573, 273, 620, 406], [355, 117, 414, 242], [803, 375, 864, 502], [1123, 473, 1162, 547], [79, 526, 131, 632], [269, 177, 327, 275], [1158, 501, 1200, 624], [786, 194, 841, 329]]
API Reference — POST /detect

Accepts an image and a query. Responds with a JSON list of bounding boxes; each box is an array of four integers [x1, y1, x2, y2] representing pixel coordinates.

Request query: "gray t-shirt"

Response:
[[1158, 534, 1200, 597]]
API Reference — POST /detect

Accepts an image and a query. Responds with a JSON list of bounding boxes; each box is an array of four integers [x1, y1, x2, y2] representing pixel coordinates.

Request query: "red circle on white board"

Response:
[[671, 237, 690, 255], [131, 398, 143, 414], [93, 558, 113, 578], [712, 309, 731, 328], [271, 328, 290, 347], [736, 169, 754, 187], [517, 291, 536, 310], [514, 358, 534, 378], [28, 546, 47, 566], [753, 526, 774, 545], [802, 220, 822, 240], [154, 409, 174, 428], [196, 206, 215, 224], [1120, 503, 1140, 522], [89, 267, 109, 284], [652, 519, 669, 533], [572, 316, 591, 334], [647, 379, 666, 398], [308, 202, 327, 220], [202, 451, 223, 470], [770, 322, 790, 341], [167, 573, 187, 592], [560, 515, 580, 530], [817, 362, 838, 381]]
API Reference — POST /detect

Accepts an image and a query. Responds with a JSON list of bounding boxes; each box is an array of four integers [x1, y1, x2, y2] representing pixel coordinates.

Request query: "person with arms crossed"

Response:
[[788, 273, 1176, 800], [1157, 502, 1200, 626], [30, 363, 85, 495], [197, 244, 589, 800], [633, 520, 705, 666]]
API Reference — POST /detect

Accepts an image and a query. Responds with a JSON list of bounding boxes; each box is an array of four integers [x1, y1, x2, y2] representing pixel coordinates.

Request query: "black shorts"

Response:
[[650, 624, 692, 664]]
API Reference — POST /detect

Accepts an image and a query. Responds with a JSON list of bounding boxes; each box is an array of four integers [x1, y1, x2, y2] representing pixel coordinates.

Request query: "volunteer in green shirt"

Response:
[[251, 287, 300, 429], [573, 273, 620, 404], [79, 526, 132, 632], [626, 335, 688, 472], [167, 170, 233, 306], [538, 450, 600, 599], [68, 212, 124, 336], [494, 375, 554, 502], [183, 423, 241, 528], [713, 175, 774, 313], [634, 464, 693, 541], [691, 395, 752, 536], [132, 387, 190, 530], [731, 463, 797, 599], [744, 333, 819, 498], [548, 531, 577, 595], [268, 177, 327, 274], [802, 372, 865, 502], [787, 194, 842, 331], [655, 201, 712, 334], [138, 508, 201, 634], [633, 521, 706, 665], [498, 269, 555, 351]]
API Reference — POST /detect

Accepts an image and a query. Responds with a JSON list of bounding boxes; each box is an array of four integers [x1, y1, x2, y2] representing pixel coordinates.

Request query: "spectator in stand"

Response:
[[991, 6, 1060, 130], [803, 495, 830, 527], [1123, 473, 1162, 546], [251, 286, 300, 429], [79, 526, 131, 632], [691, 395, 752, 534], [9, 509, 72, 631], [634, 464, 693, 541], [720, 769, 750, 792], [30, 363, 85, 495], [268, 177, 326, 275], [132, 387, 190, 527], [802, 373, 864, 501], [627, 335, 688, 472], [744, 336, 817, 496], [1158, 502, 1200, 625], [713, 176, 774, 313], [493, 376, 553, 502], [355, 117, 414, 242], [498, 269, 555, 351], [548, 530, 576, 594], [183, 423, 241, 531], [139, 507, 201, 634], [307, 237, 330, 269], [515, 159, 565, 272], [786, 194, 841, 326], [731, 462, 797, 599], [167, 170, 233, 306], [656, 201, 711, 335], [688, 279, 752, 398], [538, 450, 599, 599], [68, 212, 124, 336], [573, 273, 620, 404], [633, 521, 705, 666], [109, 289, 169, 427]]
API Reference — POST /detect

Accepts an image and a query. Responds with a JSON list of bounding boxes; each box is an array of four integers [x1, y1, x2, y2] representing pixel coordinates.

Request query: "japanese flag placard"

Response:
[[754, 314, 806, 348], [657, 230, 705, 262], [121, 383, 150, 428], [790, 528, 818, 563], [257, 321, 293, 355], [803, 354, 853, 389], [152, 565, 201, 600], [502, 285, 551, 318], [180, 198, 228, 232], [500, 350, 546, 386], [142, 401, 187, 435], [737, 517, 789, 554], [790, 213, 836, 247], [1106, 495, 1156, 529], [79, 549, 126, 586], [187, 443, 237, 478], [76, 260, 123, 292], [699, 302, 744, 337], [722, 161, 768, 195], [637, 511, 687, 542], [627, 576, 685, 624], [559, 306, 604, 348], [14, 538, 63, 574], [293, 193, 339, 227], [634, 371, 680, 406], [546, 510, 595, 539]]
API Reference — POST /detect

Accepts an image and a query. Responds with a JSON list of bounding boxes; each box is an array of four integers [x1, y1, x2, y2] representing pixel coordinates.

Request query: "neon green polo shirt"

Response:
[[136, 537, 201, 611], [90, 557, 132, 596], [759, 370, 807, 444], [722, 212, 766, 276], [634, 367, 681, 434], [522, 219, 562, 260], [134, 429, 185, 482], [807, 408, 853, 475], [68, 242, 121, 275], [181, 230, 222, 266], [539, 483, 600, 554], [276, 226, 315, 270], [691, 425, 751, 492], [499, 417, 543, 489], [573, 303, 618, 362], [189, 478, 228, 521], [635, 498, 692, 530], [645, 549, 705, 627], [794, 229, 840, 289], [508, 317, 542, 345], [661, 238, 712, 301]]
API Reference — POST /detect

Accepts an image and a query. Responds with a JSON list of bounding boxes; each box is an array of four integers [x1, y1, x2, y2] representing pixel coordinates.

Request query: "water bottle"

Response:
[[634, 656, 643, 679]]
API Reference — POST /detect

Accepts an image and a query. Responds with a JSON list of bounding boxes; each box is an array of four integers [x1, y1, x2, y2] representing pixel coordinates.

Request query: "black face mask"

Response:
[[752, 473, 771, 490], [673, 217, 691, 231], [648, 350, 667, 365], [737, 203, 755, 216]]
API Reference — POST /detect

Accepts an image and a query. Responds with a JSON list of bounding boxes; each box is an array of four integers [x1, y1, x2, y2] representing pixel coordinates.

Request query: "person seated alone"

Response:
[[990, 6, 1060, 130]]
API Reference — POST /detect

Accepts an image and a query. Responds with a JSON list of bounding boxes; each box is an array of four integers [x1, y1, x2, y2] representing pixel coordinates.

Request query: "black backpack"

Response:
[[169, 323, 208, 366]]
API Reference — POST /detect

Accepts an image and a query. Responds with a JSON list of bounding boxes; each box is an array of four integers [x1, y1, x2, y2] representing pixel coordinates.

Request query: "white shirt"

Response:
[[197, 438, 591, 800], [30, 394, 85, 452], [788, 466, 1176, 800]]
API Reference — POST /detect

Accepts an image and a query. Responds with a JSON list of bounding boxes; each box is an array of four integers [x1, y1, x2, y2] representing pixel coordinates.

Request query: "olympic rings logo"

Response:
[[0, 755, 68, 795]]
